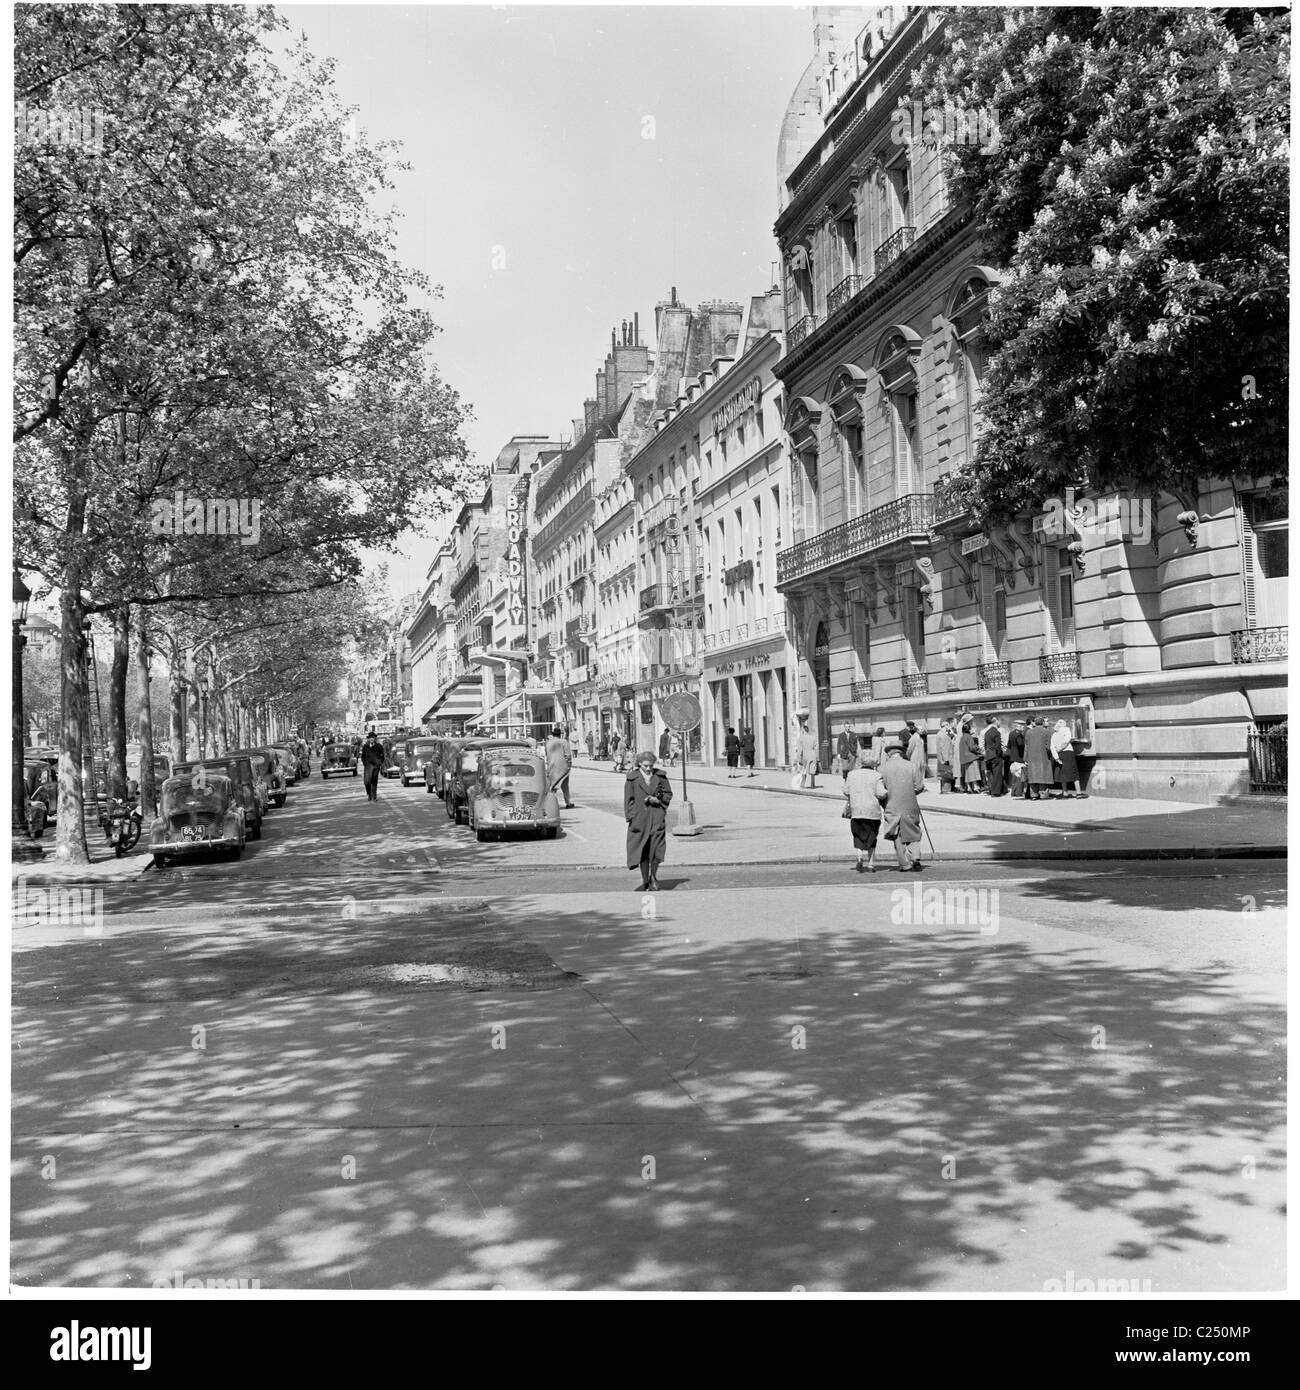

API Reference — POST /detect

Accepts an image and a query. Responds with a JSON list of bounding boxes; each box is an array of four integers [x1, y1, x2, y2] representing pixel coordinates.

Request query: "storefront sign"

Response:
[[712, 377, 761, 435]]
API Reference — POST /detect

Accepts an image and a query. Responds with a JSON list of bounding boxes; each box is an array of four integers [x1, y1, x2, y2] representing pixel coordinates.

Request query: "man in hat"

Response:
[[982, 714, 1004, 796], [545, 725, 574, 808], [1006, 719, 1028, 797], [359, 731, 386, 801], [879, 740, 925, 872]]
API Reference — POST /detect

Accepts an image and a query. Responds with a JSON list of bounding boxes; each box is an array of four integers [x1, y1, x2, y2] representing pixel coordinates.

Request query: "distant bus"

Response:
[[368, 708, 401, 736]]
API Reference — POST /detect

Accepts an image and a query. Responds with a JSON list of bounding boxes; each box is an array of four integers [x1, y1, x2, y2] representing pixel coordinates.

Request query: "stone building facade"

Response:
[[772, 3, 1287, 799]]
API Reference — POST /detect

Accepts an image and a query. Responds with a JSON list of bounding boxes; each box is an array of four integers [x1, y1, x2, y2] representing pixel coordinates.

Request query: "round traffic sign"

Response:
[[658, 692, 702, 732]]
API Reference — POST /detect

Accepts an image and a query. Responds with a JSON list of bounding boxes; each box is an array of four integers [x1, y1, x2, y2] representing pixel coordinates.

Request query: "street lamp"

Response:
[[13, 570, 31, 834], [197, 673, 210, 758]]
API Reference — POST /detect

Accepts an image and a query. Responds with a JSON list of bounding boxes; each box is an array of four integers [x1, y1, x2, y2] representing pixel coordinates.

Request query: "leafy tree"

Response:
[[915, 6, 1288, 522]]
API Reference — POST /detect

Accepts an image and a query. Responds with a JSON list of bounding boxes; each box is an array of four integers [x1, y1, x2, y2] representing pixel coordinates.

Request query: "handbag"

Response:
[[841, 802, 852, 818]]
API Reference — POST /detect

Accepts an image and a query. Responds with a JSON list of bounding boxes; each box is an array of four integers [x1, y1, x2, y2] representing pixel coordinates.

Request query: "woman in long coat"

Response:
[[959, 722, 982, 792], [1024, 718, 1053, 799], [625, 750, 673, 890], [1051, 719, 1083, 797]]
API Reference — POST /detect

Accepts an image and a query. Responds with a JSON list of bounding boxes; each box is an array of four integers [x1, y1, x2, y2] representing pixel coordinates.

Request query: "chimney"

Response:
[[671, 286, 677, 306], [621, 319, 628, 345], [584, 397, 599, 430], [634, 311, 639, 345]]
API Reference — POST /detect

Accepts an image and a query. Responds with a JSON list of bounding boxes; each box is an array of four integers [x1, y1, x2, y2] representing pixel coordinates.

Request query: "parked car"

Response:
[[422, 738, 459, 796], [148, 773, 246, 868], [230, 745, 288, 807], [445, 739, 534, 825], [381, 737, 403, 778], [469, 748, 561, 841], [23, 760, 57, 836], [401, 737, 441, 787], [171, 756, 264, 840], [272, 744, 299, 787], [321, 741, 358, 779]]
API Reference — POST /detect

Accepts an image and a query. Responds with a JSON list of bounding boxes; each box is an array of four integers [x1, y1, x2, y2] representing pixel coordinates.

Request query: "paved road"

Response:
[[11, 764, 1286, 1291]]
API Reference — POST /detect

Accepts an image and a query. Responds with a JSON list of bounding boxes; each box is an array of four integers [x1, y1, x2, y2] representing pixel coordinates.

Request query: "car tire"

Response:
[[475, 827, 487, 842], [274, 794, 287, 808], [544, 826, 558, 839], [353, 769, 358, 777], [426, 781, 434, 794], [250, 821, 261, 841], [153, 854, 167, 869], [445, 794, 456, 821]]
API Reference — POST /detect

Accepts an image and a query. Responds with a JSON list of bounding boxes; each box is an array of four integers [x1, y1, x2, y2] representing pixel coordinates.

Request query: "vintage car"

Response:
[[23, 760, 57, 835], [400, 737, 442, 787], [444, 738, 534, 825], [171, 757, 264, 840], [381, 737, 404, 778], [422, 738, 458, 796], [229, 745, 288, 807], [272, 744, 299, 787], [469, 748, 561, 841], [148, 773, 246, 868], [320, 740, 358, 778]]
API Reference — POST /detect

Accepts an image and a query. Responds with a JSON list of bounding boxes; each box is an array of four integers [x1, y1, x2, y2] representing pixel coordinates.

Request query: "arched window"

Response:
[[952, 276, 992, 448], [828, 366, 870, 517], [784, 396, 823, 538], [876, 332, 920, 494]]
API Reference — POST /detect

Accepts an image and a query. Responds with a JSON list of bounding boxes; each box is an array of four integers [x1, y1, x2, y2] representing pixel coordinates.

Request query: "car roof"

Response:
[[161, 772, 232, 788]]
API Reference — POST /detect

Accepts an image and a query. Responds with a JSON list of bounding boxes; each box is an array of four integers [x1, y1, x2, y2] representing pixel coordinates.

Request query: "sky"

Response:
[[277, 3, 818, 598]]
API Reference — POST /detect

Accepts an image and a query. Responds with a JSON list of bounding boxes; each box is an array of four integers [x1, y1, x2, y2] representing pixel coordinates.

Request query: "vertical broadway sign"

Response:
[[506, 491, 527, 627]]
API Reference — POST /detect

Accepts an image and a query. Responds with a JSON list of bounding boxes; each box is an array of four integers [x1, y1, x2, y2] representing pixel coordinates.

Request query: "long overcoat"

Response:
[[625, 767, 673, 870], [879, 751, 924, 845], [1024, 723, 1053, 784]]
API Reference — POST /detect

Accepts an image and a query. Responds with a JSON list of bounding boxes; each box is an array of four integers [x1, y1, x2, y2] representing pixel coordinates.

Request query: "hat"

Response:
[[883, 739, 905, 753]]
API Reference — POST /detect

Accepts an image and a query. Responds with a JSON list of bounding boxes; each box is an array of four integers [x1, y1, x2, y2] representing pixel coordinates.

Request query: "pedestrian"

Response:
[[905, 720, 927, 782], [795, 718, 819, 788], [570, 724, 581, 762], [982, 714, 1004, 796], [740, 725, 756, 776], [1024, 716, 1053, 800], [546, 724, 574, 808], [834, 727, 853, 779], [842, 757, 886, 872], [586, 728, 595, 760], [359, 731, 386, 801], [869, 724, 887, 769], [879, 740, 925, 872], [999, 717, 1014, 794], [625, 749, 673, 891], [936, 717, 957, 794], [724, 726, 741, 777], [659, 726, 672, 767], [1051, 719, 1085, 797], [959, 719, 982, 792], [1006, 719, 1027, 798]]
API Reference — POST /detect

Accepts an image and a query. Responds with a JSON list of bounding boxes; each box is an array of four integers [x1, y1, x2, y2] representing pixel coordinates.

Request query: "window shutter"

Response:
[[1237, 499, 1258, 630], [1044, 545, 1062, 654], [979, 563, 997, 660]]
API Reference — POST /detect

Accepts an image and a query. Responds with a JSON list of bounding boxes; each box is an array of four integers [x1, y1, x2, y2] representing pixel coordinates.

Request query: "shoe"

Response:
[[648, 878, 661, 891], [637, 881, 649, 891], [565, 802, 575, 809], [909, 861, 924, 872], [854, 861, 863, 873]]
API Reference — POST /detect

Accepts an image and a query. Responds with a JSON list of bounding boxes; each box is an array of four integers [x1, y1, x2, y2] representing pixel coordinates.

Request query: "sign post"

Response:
[[658, 692, 702, 836]]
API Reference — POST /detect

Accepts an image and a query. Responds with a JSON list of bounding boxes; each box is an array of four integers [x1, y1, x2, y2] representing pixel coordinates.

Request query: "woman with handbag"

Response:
[[842, 760, 886, 872]]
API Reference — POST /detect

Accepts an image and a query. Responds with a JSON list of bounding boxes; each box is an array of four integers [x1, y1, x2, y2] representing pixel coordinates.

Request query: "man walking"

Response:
[[360, 731, 386, 801], [546, 725, 575, 808], [936, 717, 957, 794], [625, 749, 673, 891], [879, 740, 925, 872]]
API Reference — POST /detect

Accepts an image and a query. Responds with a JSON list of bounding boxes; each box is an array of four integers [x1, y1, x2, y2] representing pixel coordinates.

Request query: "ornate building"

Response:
[[772, 4, 1286, 799]]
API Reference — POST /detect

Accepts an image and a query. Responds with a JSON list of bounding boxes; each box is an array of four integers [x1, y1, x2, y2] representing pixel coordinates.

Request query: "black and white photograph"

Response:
[[9, 1, 1289, 1310]]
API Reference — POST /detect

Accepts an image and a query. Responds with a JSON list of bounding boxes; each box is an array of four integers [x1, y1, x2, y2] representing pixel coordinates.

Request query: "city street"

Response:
[[12, 762, 1286, 1292]]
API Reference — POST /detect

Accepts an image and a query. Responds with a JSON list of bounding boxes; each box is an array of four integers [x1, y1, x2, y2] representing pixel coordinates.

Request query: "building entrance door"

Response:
[[813, 622, 832, 771]]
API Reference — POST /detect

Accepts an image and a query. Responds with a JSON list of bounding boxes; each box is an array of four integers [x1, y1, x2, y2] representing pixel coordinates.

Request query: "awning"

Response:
[[428, 677, 484, 720]]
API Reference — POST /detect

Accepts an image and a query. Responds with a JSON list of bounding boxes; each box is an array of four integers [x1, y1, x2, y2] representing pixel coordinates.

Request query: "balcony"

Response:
[[1039, 651, 1081, 683], [724, 559, 754, 586], [777, 493, 935, 585], [977, 661, 1013, 690], [716, 629, 731, 648], [827, 273, 865, 318], [788, 314, 818, 348], [536, 633, 551, 656], [565, 615, 594, 639], [933, 472, 974, 529], [875, 225, 916, 271], [850, 679, 873, 702], [903, 672, 930, 698], [1231, 627, 1288, 664]]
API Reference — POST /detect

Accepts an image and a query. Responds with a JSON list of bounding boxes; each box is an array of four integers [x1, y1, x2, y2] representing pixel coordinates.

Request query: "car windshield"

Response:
[[161, 781, 226, 815], [484, 762, 538, 779], [410, 742, 438, 754]]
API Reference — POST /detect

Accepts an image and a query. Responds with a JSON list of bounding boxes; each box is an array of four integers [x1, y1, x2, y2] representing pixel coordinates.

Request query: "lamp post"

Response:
[[13, 570, 31, 834], [197, 673, 210, 759]]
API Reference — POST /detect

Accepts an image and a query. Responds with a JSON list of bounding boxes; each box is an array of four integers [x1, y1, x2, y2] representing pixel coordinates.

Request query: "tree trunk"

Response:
[[169, 665, 185, 764], [133, 607, 157, 815], [106, 603, 130, 803], [54, 588, 89, 863]]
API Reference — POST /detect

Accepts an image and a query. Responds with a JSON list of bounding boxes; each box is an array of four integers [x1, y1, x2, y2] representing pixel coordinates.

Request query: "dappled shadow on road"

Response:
[[11, 876, 1285, 1292]]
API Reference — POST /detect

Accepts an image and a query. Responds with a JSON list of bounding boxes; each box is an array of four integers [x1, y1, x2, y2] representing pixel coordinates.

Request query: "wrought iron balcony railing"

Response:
[[902, 671, 930, 698], [1039, 651, 1081, 683], [776, 493, 935, 585], [875, 225, 916, 271], [932, 472, 974, 528], [977, 661, 1013, 690], [827, 273, 865, 318], [788, 314, 818, 348], [850, 679, 873, 702], [1230, 627, 1288, 664]]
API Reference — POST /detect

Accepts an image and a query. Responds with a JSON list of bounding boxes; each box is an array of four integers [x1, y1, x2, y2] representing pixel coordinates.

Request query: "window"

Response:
[[1043, 546, 1076, 651], [837, 205, 859, 279], [952, 277, 992, 450], [877, 334, 920, 494], [1239, 491, 1289, 630]]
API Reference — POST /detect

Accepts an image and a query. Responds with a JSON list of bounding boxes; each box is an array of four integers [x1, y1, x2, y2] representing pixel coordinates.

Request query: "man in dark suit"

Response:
[[360, 732, 386, 801], [625, 750, 673, 890], [982, 715, 1004, 795]]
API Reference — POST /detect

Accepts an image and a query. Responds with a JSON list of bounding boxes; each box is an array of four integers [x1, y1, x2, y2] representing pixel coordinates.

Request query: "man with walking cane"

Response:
[[879, 740, 926, 872]]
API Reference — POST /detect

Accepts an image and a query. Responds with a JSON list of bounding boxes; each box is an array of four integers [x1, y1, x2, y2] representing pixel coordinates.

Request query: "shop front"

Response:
[[702, 638, 790, 768]]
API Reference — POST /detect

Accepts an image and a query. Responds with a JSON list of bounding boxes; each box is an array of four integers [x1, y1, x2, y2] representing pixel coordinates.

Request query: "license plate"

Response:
[[182, 825, 208, 840], [509, 807, 532, 821]]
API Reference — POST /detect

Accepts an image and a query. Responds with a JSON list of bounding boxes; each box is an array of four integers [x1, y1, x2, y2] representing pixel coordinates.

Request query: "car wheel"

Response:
[[353, 768, 358, 777], [544, 826, 559, 839], [475, 827, 487, 842], [250, 821, 261, 841], [445, 795, 455, 821], [426, 781, 434, 794], [153, 854, 167, 869], [274, 794, 286, 808]]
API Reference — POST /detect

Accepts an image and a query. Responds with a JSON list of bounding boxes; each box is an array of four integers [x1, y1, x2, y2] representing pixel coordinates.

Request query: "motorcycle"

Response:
[[103, 791, 144, 857]]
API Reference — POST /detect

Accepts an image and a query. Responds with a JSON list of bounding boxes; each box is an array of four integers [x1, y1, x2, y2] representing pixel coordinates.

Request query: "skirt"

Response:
[[1055, 748, 1080, 783], [726, 751, 739, 768], [850, 818, 880, 852]]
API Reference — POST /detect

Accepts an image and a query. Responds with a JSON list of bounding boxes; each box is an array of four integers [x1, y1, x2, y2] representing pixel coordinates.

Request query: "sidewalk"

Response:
[[581, 757, 1288, 859]]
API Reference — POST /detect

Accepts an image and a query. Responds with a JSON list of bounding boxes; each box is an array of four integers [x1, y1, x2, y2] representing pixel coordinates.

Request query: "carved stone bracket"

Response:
[[1009, 516, 1038, 585], [1166, 486, 1202, 548], [825, 578, 851, 628], [911, 554, 937, 614], [876, 562, 899, 618], [985, 528, 1018, 587], [854, 562, 880, 616], [786, 590, 809, 655]]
